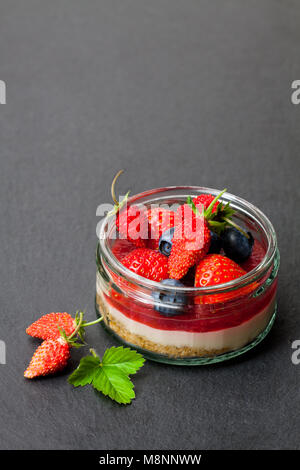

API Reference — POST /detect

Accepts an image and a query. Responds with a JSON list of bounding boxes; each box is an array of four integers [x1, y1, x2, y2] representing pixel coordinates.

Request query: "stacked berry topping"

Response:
[[109, 172, 258, 316]]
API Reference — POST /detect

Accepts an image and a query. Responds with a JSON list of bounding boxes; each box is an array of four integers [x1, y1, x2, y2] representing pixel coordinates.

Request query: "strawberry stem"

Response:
[[68, 313, 103, 340], [67, 311, 84, 340], [90, 348, 98, 358], [111, 170, 124, 205], [59, 313, 104, 348], [107, 170, 131, 217], [203, 188, 227, 219], [82, 317, 103, 327], [223, 217, 250, 239]]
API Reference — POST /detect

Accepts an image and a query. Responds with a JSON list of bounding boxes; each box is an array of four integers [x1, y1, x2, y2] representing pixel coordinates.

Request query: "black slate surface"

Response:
[[0, 0, 299, 450]]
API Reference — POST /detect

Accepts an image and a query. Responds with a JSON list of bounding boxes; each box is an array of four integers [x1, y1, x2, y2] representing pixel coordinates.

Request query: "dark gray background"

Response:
[[0, 0, 299, 450]]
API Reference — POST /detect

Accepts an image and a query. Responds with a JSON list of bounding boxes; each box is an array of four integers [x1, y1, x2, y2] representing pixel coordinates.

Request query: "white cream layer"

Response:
[[97, 288, 276, 352]]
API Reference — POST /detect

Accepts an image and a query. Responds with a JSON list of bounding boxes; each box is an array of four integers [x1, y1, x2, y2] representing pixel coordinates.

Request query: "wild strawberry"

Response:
[[175, 194, 219, 226], [194, 254, 255, 303], [168, 205, 211, 280], [26, 312, 76, 340], [116, 205, 148, 248], [147, 207, 175, 250], [168, 189, 237, 280], [109, 170, 148, 247], [195, 254, 245, 287], [24, 337, 70, 379], [192, 193, 220, 213], [25, 312, 102, 378], [121, 248, 169, 282]]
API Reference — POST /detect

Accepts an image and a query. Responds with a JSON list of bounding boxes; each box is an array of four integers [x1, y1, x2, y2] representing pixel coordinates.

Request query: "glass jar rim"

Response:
[[97, 186, 278, 295]]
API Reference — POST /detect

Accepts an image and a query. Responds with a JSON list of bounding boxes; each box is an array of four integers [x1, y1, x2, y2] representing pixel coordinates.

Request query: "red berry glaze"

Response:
[[104, 274, 276, 332], [112, 238, 136, 261], [240, 239, 265, 272], [121, 248, 169, 282]]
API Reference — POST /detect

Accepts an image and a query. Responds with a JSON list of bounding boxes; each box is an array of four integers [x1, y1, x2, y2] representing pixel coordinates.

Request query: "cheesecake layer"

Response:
[[96, 290, 276, 357]]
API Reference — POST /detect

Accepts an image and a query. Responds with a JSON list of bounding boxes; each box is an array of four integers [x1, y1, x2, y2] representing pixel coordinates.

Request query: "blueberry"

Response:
[[158, 226, 175, 257], [222, 228, 254, 263], [208, 231, 222, 254], [152, 279, 186, 317]]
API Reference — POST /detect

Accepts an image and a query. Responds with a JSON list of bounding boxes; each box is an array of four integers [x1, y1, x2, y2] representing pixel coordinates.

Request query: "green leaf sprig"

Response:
[[68, 346, 145, 405]]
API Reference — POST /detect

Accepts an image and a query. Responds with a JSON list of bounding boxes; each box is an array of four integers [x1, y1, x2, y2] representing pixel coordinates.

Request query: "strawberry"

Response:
[[192, 193, 220, 213], [24, 337, 70, 379], [26, 312, 76, 340], [194, 254, 254, 303], [25, 311, 102, 378], [109, 170, 148, 247], [195, 254, 246, 287], [168, 204, 211, 280], [168, 189, 238, 280], [116, 205, 148, 248], [175, 194, 220, 226], [121, 248, 169, 282], [147, 207, 175, 250]]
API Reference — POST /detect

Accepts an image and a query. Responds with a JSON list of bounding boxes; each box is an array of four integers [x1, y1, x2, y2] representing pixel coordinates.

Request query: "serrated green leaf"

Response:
[[68, 356, 100, 387], [102, 346, 145, 376], [92, 366, 135, 404], [68, 346, 145, 405]]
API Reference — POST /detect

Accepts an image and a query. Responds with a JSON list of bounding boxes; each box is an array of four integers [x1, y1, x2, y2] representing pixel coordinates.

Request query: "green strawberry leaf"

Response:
[[102, 346, 145, 375], [68, 347, 145, 405], [68, 356, 101, 386], [92, 365, 135, 405]]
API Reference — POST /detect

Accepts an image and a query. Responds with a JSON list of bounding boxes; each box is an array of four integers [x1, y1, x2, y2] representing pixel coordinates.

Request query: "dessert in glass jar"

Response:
[[95, 178, 279, 365]]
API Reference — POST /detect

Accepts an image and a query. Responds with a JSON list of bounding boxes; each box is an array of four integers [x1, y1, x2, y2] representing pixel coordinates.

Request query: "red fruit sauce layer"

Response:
[[104, 239, 276, 333]]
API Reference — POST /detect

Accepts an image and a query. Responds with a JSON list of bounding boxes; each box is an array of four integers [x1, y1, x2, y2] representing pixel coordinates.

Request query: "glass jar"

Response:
[[95, 187, 279, 365]]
